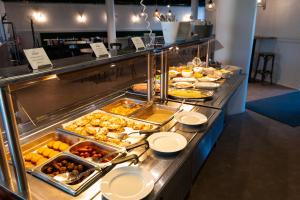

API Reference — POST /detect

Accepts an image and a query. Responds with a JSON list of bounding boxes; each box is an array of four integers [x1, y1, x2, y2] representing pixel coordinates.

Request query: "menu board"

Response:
[[24, 48, 52, 70], [90, 42, 109, 58], [131, 37, 145, 50]]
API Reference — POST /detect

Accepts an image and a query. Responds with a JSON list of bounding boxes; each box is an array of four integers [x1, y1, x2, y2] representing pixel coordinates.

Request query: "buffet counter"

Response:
[[0, 38, 246, 200], [8, 94, 223, 200]]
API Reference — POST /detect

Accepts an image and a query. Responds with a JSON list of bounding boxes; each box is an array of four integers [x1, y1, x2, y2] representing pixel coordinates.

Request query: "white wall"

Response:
[[4, 2, 205, 32], [214, 0, 257, 114], [3, 2, 204, 48], [255, 0, 300, 89]]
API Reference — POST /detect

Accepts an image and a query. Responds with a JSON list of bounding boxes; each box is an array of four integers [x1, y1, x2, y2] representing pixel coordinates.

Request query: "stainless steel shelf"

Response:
[[0, 37, 212, 87]]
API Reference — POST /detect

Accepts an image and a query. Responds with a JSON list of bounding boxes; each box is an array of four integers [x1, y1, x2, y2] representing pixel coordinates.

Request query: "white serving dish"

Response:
[[175, 111, 208, 126]]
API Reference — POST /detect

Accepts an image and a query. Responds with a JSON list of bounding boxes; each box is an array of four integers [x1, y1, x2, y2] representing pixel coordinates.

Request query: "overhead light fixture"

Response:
[[154, 9, 160, 17], [167, 4, 170, 8], [76, 13, 87, 23], [257, 0, 266, 10], [131, 14, 140, 23], [140, 11, 145, 17], [206, 0, 216, 11], [32, 11, 47, 23]]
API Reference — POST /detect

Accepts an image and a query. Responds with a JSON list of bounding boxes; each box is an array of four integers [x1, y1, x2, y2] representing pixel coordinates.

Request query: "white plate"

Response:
[[101, 166, 154, 200], [147, 132, 187, 153], [172, 77, 197, 82], [173, 82, 194, 89], [175, 111, 208, 125], [197, 76, 219, 82], [194, 82, 220, 90]]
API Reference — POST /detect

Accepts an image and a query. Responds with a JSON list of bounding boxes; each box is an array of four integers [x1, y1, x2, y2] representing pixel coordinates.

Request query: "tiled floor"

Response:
[[188, 83, 300, 200]]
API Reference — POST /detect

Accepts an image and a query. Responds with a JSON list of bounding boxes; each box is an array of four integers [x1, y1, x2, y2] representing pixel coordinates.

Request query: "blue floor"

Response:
[[246, 91, 300, 127]]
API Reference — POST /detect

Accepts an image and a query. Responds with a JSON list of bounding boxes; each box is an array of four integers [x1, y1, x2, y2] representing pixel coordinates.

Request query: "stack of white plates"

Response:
[[194, 82, 220, 90]]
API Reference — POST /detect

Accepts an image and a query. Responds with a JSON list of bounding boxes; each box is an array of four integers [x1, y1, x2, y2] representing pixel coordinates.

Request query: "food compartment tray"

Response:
[[130, 104, 178, 125], [59, 110, 158, 148], [100, 98, 145, 117], [168, 88, 214, 100], [7, 132, 82, 171], [32, 153, 100, 196], [67, 140, 124, 166]]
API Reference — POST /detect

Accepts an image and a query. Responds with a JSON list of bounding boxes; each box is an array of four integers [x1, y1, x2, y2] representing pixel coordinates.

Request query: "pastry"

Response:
[[31, 154, 43, 163], [47, 141, 55, 149], [59, 143, 69, 151], [37, 147, 47, 155], [24, 161, 34, 168], [24, 153, 34, 161], [36, 158, 48, 166], [53, 141, 62, 150], [49, 150, 59, 158], [42, 148, 52, 158]]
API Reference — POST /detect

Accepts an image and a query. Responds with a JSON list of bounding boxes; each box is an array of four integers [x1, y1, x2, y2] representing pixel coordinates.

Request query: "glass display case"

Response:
[[0, 37, 244, 200]]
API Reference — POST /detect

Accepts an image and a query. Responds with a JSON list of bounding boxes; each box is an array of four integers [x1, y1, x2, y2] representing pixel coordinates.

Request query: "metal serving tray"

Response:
[[31, 153, 100, 196], [130, 104, 178, 125], [100, 98, 146, 117], [67, 140, 124, 166], [168, 88, 214, 101], [59, 110, 158, 148], [7, 132, 82, 171]]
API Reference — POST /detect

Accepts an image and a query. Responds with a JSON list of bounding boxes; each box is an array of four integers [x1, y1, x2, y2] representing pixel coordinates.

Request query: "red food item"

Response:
[[77, 146, 93, 152]]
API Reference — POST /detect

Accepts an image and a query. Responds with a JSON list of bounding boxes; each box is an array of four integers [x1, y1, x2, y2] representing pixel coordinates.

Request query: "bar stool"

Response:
[[254, 52, 275, 84]]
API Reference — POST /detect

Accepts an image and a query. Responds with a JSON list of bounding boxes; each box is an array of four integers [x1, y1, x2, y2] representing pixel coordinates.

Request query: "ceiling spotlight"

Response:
[[257, 0, 266, 10], [76, 13, 87, 23], [206, 0, 216, 11], [154, 9, 160, 17], [167, 4, 170, 8], [32, 11, 47, 23]]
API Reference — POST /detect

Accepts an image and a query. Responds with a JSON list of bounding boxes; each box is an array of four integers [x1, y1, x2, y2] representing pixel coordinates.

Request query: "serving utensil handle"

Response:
[[125, 140, 149, 152], [111, 154, 139, 165], [139, 129, 159, 134]]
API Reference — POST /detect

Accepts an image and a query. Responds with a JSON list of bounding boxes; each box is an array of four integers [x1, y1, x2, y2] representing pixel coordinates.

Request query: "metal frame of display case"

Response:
[[0, 37, 213, 200]]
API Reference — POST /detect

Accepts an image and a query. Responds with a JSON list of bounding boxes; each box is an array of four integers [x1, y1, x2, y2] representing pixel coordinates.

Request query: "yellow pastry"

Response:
[[74, 127, 84, 134], [36, 158, 48, 166], [47, 141, 55, 149], [86, 126, 98, 135], [31, 154, 43, 163], [76, 119, 90, 126], [65, 124, 77, 132], [24, 161, 34, 168], [24, 153, 34, 161], [90, 118, 101, 126], [49, 150, 59, 158], [37, 147, 47, 155], [58, 143, 69, 151], [42, 148, 52, 158], [53, 141, 62, 150]]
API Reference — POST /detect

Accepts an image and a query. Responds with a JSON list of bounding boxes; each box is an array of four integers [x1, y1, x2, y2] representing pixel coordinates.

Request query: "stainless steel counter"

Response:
[[5, 92, 222, 200]]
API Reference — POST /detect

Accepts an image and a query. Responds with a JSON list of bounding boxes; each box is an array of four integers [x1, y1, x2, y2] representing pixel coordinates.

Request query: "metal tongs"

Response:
[[53, 154, 139, 185], [95, 140, 149, 163]]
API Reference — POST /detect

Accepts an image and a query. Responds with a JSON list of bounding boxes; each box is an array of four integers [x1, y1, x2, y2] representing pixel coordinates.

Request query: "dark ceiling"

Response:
[[2, 0, 206, 6]]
